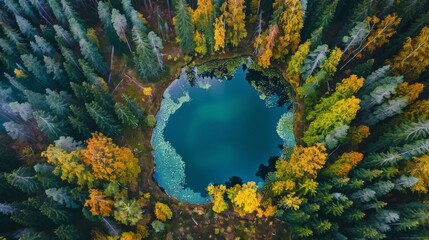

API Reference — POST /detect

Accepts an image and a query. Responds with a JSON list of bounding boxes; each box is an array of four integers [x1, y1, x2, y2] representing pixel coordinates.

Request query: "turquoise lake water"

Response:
[[151, 64, 294, 203]]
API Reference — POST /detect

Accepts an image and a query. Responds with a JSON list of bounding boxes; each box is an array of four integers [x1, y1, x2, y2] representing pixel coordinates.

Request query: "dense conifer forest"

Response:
[[0, 0, 429, 239]]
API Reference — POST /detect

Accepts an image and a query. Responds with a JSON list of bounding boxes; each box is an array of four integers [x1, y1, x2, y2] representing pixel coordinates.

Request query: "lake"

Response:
[[151, 62, 294, 204]]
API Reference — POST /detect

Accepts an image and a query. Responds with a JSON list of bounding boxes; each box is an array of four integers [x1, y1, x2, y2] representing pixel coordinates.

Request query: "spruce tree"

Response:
[[174, 0, 195, 54]]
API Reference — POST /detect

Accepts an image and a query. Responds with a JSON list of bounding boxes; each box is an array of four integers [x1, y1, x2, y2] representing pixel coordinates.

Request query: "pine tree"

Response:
[[15, 15, 37, 38], [79, 38, 108, 76], [33, 110, 65, 139], [47, 0, 67, 26], [45, 88, 72, 117], [174, 0, 195, 54], [132, 27, 160, 80], [304, 0, 338, 45], [364, 97, 408, 126], [5, 167, 41, 193], [85, 102, 121, 136], [147, 31, 164, 69], [21, 54, 49, 85], [54, 25, 75, 47], [115, 102, 139, 128], [111, 9, 132, 52], [44, 56, 67, 84]]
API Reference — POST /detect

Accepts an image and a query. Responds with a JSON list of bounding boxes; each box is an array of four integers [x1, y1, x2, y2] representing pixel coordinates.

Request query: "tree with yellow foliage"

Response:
[[84, 189, 114, 216], [321, 48, 343, 78], [307, 75, 364, 121], [303, 97, 361, 146], [42, 146, 95, 187], [14, 68, 27, 78], [213, 16, 226, 52], [81, 132, 140, 186], [227, 182, 260, 216], [194, 30, 207, 55], [388, 27, 429, 81], [273, 0, 304, 59], [192, 0, 213, 26], [276, 144, 327, 179], [403, 100, 429, 121], [221, 0, 247, 47], [256, 24, 279, 68], [192, 0, 214, 54], [363, 15, 401, 55], [406, 154, 429, 194], [256, 204, 277, 218], [323, 152, 364, 178], [207, 184, 228, 213], [154, 202, 173, 222], [285, 41, 311, 89], [272, 144, 327, 209], [344, 14, 400, 63]]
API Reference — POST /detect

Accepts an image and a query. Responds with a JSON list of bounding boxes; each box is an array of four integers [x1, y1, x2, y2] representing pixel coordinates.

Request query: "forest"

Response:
[[0, 0, 429, 239]]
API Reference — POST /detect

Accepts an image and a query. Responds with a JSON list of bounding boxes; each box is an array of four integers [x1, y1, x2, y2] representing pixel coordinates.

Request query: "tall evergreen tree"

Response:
[[174, 0, 195, 54]]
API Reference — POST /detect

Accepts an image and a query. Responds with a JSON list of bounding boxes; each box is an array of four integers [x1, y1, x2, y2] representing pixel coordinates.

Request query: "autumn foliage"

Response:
[[323, 152, 364, 177], [81, 132, 140, 186], [154, 202, 173, 222], [84, 189, 114, 216]]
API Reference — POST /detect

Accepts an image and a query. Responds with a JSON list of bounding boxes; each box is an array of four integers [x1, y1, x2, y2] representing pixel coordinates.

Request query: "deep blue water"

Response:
[[160, 66, 286, 195]]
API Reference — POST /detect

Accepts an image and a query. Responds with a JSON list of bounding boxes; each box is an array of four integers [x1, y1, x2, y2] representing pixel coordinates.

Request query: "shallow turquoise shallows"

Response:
[[151, 64, 294, 204]]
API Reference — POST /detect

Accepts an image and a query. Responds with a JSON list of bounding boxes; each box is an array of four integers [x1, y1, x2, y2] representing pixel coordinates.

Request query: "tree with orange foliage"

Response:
[[120, 232, 142, 240], [213, 16, 226, 52], [323, 152, 364, 178], [154, 202, 172, 222], [345, 15, 400, 62], [388, 27, 429, 81], [84, 189, 114, 216], [345, 125, 370, 147], [221, 0, 247, 47], [395, 82, 424, 103], [256, 24, 279, 68], [81, 132, 140, 186], [273, 0, 304, 59]]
